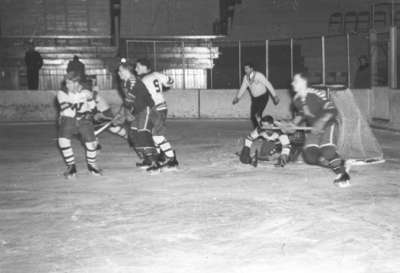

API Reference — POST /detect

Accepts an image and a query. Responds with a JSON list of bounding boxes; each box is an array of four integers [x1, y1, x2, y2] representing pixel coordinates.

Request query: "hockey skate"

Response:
[[136, 158, 152, 169], [88, 164, 103, 176], [64, 164, 77, 179], [333, 172, 351, 188], [160, 155, 179, 172], [146, 161, 161, 175], [274, 154, 288, 168]]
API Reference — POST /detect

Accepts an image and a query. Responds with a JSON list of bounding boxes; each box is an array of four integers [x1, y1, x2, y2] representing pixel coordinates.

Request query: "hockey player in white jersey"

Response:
[[135, 58, 178, 170], [57, 71, 102, 178]]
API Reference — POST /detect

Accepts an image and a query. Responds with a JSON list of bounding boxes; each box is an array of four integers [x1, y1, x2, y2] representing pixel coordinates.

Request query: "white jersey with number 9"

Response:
[[140, 72, 174, 111]]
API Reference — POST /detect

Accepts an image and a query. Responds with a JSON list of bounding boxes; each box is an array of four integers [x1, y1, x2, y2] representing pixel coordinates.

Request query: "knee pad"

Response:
[[85, 141, 97, 150], [58, 137, 71, 148], [153, 135, 166, 145]]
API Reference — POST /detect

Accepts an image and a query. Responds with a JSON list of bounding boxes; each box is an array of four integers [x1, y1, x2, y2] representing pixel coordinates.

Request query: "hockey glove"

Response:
[[111, 113, 126, 126], [93, 112, 112, 123], [275, 154, 289, 167], [239, 146, 252, 164], [272, 95, 280, 105], [278, 121, 296, 134]]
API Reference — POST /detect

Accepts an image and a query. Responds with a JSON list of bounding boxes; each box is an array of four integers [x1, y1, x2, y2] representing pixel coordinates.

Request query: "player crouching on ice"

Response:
[[279, 72, 350, 188], [57, 71, 102, 179], [239, 115, 302, 167]]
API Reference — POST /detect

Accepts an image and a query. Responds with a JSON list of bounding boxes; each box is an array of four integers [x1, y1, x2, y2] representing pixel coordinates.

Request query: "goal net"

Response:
[[327, 86, 384, 164]]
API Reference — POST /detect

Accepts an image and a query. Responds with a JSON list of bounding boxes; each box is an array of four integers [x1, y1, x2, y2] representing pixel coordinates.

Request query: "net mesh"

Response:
[[330, 88, 384, 162]]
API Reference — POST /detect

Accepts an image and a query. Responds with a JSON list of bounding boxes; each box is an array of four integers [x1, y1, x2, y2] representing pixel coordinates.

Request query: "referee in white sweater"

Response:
[[232, 62, 280, 128]]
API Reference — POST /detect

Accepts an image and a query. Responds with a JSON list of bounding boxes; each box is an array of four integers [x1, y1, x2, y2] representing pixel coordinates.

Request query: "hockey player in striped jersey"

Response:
[[281, 72, 350, 187], [239, 115, 294, 167], [57, 71, 102, 178], [135, 58, 178, 171]]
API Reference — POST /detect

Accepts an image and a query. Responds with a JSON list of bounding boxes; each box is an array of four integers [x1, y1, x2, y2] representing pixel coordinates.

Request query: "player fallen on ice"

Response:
[[116, 59, 161, 174], [135, 58, 179, 171], [279, 72, 350, 187], [239, 115, 302, 167], [57, 71, 102, 179]]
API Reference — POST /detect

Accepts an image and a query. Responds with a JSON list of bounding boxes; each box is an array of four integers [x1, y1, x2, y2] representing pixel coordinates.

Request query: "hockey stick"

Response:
[[94, 120, 113, 136], [270, 126, 312, 131], [272, 121, 312, 131], [94, 111, 126, 136]]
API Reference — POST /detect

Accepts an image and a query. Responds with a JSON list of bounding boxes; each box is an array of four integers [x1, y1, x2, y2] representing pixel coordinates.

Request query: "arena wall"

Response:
[[0, 88, 391, 130]]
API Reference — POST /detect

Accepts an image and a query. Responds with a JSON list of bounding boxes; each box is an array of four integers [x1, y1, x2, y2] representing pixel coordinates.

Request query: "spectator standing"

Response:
[[67, 55, 86, 82], [24, 42, 43, 90], [353, 55, 371, 88]]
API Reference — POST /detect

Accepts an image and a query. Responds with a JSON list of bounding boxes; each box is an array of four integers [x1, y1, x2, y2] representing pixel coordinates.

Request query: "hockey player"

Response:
[[117, 59, 161, 173], [281, 72, 350, 187], [57, 71, 102, 179], [135, 58, 178, 170], [239, 115, 294, 167]]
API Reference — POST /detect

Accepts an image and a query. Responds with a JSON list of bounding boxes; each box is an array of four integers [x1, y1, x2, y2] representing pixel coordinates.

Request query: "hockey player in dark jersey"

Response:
[[117, 60, 161, 173], [280, 72, 350, 187]]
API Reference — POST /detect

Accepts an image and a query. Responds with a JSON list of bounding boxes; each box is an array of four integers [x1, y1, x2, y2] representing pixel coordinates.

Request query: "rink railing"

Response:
[[125, 30, 394, 89]]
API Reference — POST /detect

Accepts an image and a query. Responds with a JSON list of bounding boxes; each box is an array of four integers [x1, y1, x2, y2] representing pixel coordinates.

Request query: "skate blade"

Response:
[[64, 174, 77, 180], [147, 169, 161, 175], [334, 180, 351, 188], [161, 166, 179, 172]]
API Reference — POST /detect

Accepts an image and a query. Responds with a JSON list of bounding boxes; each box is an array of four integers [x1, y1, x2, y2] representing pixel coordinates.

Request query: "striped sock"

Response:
[[85, 142, 97, 167], [58, 138, 75, 166], [153, 136, 174, 158]]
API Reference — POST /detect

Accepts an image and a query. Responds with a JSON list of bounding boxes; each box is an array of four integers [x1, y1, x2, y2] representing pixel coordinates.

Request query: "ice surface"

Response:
[[0, 120, 400, 273]]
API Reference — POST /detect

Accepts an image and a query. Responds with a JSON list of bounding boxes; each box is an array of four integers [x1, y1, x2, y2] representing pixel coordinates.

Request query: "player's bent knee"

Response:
[[302, 147, 320, 165], [85, 141, 97, 150], [153, 135, 166, 145], [320, 145, 337, 161], [58, 137, 71, 148]]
